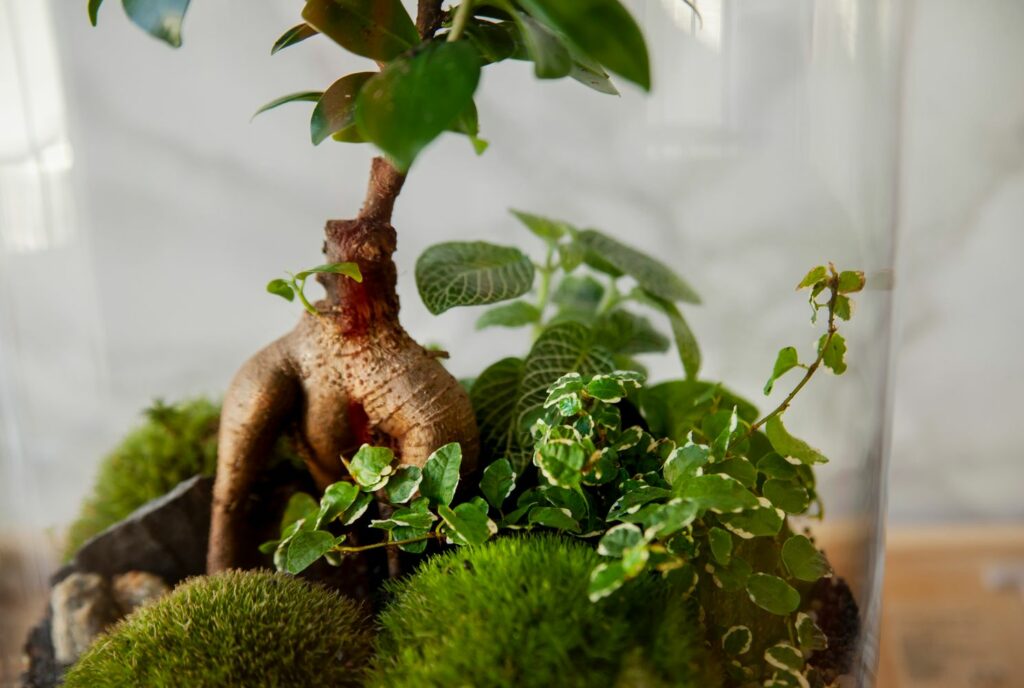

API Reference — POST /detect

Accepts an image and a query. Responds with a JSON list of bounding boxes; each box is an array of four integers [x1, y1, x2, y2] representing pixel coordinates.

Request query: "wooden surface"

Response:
[[2, 525, 1023, 687]]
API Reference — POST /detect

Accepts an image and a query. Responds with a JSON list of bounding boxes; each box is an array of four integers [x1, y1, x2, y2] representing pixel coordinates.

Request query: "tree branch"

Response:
[[358, 157, 406, 223], [417, 0, 446, 39]]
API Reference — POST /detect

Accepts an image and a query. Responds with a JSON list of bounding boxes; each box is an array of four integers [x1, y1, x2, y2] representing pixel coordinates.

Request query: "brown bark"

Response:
[[207, 156, 479, 572]]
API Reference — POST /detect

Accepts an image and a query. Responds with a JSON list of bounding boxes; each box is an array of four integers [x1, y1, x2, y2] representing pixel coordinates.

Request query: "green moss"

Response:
[[64, 571, 372, 688], [65, 398, 298, 557], [367, 534, 716, 688]]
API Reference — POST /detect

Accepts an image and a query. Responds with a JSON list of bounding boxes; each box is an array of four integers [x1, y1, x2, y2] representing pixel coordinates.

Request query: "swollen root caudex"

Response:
[[208, 158, 479, 572]]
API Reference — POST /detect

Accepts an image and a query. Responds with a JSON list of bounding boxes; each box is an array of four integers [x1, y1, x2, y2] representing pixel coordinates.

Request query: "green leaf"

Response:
[[717, 501, 784, 539], [710, 457, 758, 489], [534, 440, 585, 489], [510, 209, 571, 243], [314, 481, 360, 528], [588, 561, 627, 601], [796, 265, 827, 289], [116, 0, 191, 47], [266, 279, 295, 302], [722, 626, 753, 656], [88, 0, 104, 26], [553, 275, 605, 317], [756, 453, 798, 480], [763, 479, 810, 514], [479, 459, 516, 509], [301, 0, 418, 61], [310, 72, 374, 145], [420, 442, 462, 507], [475, 301, 541, 330], [593, 310, 671, 356], [416, 241, 534, 315], [371, 505, 436, 531], [765, 415, 828, 465], [764, 346, 800, 395], [576, 229, 699, 304], [676, 474, 759, 514], [570, 60, 619, 95], [392, 525, 431, 553], [597, 523, 643, 557], [272, 23, 319, 55], [834, 294, 852, 321], [710, 406, 740, 459], [764, 643, 804, 672], [280, 492, 319, 532], [527, 505, 581, 532], [385, 466, 422, 504], [796, 612, 829, 652], [608, 484, 673, 520], [781, 535, 832, 582], [517, 0, 650, 90], [640, 380, 759, 443], [663, 444, 709, 487], [511, 12, 572, 78], [253, 91, 323, 119], [438, 502, 495, 546], [355, 40, 481, 171], [471, 357, 526, 463], [710, 556, 752, 592], [746, 573, 801, 615], [284, 530, 336, 574], [448, 101, 488, 154], [465, 20, 517, 64], [819, 333, 848, 375], [642, 499, 698, 539], [708, 526, 733, 565], [295, 262, 363, 281], [349, 444, 395, 489], [338, 491, 373, 525], [837, 270, 866, 294], [586, 375, 629, 403], [631, 289, 701, 380]]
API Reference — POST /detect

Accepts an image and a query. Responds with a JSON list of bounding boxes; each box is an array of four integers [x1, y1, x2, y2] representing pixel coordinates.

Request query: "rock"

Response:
[[49, 573, 120, 665], [111, 571, 170, 614], [72, 475, 214, 585]]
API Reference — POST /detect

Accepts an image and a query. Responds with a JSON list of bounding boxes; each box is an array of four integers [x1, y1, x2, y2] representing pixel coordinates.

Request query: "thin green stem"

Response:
[[447, 0, 474, 42], [745, 266, 840, 439], [332, 531, 443, 555], [596, 279, 621, 316]]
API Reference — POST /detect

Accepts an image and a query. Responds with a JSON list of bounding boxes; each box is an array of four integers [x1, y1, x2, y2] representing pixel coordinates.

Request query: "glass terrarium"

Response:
[[1, 0, 905, 686]]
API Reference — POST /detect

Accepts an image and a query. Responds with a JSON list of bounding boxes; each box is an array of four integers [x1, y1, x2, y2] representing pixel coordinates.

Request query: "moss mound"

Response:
[[65, 398, 297, 556], [63, 571, 372, 688], [368, 534, 717, 688]]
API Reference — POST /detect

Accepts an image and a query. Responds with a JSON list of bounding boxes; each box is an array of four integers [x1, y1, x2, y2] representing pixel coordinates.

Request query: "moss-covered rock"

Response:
[[367, 534, 718, 688], [65, 398, 297, 557], [63, 571, 372, 688]]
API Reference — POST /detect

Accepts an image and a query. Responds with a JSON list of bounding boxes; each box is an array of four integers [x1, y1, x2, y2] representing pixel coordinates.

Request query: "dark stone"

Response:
[[21, 616, 62, 688], [72, 476, 213, 585]]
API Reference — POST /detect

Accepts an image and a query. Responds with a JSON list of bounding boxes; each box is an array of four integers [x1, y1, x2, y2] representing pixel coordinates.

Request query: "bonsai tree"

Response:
[[87, 0, 655, 571]]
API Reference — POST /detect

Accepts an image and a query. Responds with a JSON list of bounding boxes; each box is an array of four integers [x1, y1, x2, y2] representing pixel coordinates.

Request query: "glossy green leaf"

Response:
[[465, 20, 517, 63], [266, 279, 295, 302], [420, 442, 462, 507], [640, 380, 759, 443], [355, 40, 481, 171], [722, 626, 753, 656], [819, 332, 848, 374], [553, 275, 605, 317], [782, 534, 831, 582], [338, 491, 373, 525], [663, 444, 709, 487], [470, 357, 526, 463], [253, 91, 323, 120], [642, 499, 698, 539], [302, 0, 418, 61], [512, 12, 572, 78], [796, 612, 829, 652], [588, 560, 627, 601], [796, 265, 827, 289], [834, 294, 852, 321], [717, 501, 784, 539], [284, 530, 336, 574], [88, 0, 104, 26], [676, 474, 759, 514], [314, 481, 359, 528], [528, 505, 581, 532], [438, 502, 496, 546], [416, 241, 534, 315], [272, 23, 319, 54], [107, 0, 191, 47], [631, 289, 701, 380], [517, 0, 650, 90], [577, 229, 699, 304], [594, 309, 670, 356], [763, 479, 810, 514], [837, 270, 866, 294], [764, 346, 800, 395], [475, 301, 541, 330], [765, 643, 804, 673], [746, 573, 801, 616], [535, 440, 585, 489], [765, 415, 829, 465], [349, 445, 395, 489], [310, 72, 374, 145], [479, 459, 516, 509], [384, 465, 422, 504], [280, 492, 318, 531], [757, 452, 798, 480], [708, 526, 733, 565], [597, 523, 643, 557], [510, 209, 573, 243], [295, 262, 363, 281]]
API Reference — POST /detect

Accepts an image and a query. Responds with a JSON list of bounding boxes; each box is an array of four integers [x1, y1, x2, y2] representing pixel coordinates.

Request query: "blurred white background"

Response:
[[0, 0, 1021, 540]]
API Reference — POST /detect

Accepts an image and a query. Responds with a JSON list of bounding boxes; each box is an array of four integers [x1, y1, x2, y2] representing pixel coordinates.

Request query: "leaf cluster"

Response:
[[265, 261, 362, 315], [91, 0, 664, 171], [415, 209, 702, 468]]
